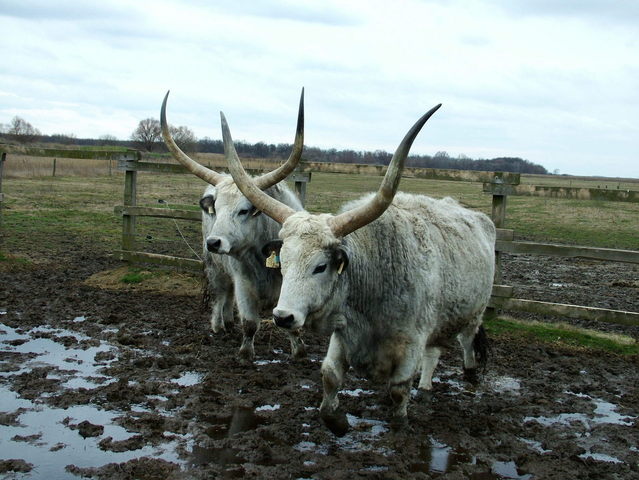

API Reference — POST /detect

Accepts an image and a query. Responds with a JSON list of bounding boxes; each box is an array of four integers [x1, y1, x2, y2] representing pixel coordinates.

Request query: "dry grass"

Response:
[[84, 265, 200, 296], [3, 155, 118, 178]]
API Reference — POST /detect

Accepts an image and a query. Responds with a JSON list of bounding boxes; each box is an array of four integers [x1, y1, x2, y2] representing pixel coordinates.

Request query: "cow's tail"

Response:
[[473, 325, 490, 371]]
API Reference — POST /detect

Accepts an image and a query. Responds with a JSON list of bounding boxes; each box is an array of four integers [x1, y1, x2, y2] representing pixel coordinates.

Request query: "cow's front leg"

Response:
[[234, 281, 260, 364], [204, 259, 234, 333], [286, 330, 306, 360], [319, 334, 349, 436]]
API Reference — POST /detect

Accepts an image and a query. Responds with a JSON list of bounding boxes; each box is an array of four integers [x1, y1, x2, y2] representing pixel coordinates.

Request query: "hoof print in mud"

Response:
[[321, 411, 350, 437]]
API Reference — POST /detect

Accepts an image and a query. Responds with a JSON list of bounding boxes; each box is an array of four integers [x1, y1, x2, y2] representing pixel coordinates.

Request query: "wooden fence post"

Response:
[[291, 171, 311, 206], [491, 193, 507, 283], [484, 175, 512, 321], [52, 158, 57, 177], [120, 152, 140, 258], [0, 152, 6, 236]]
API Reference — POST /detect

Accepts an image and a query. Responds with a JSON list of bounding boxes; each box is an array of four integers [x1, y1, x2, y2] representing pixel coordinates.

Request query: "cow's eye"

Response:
[[312, 264, 327, 274], [238, 209, 249, 216]]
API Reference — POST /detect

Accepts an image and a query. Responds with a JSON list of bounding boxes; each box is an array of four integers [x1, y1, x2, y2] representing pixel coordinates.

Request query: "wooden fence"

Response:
[[1, 143, 636, 327], [0, 145, 140, 230], [114, 156, 639, 328], [113, 155, 311, 270]]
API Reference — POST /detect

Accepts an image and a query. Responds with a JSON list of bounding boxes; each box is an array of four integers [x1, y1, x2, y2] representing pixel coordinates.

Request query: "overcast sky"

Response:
[[1, 0, 637, 177]]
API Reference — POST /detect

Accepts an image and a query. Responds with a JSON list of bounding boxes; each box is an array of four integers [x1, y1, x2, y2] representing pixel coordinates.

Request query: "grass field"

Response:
[[1, 157, 638, 354], [1, 156, 638, 262]]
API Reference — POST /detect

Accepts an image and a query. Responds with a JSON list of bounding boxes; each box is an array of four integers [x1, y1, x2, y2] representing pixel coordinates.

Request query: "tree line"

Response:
[[0, 115, 548, 174]]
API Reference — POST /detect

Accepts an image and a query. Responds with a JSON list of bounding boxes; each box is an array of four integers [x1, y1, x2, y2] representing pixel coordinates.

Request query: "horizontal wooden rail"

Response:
[[484, 183, 639, 203], [489, 296, 639, 327], [118, 159, 520, 185], [496, 240, 639, 264], [0, 144, 140, 161], [115, 205, 201, 221], [296, 163, 521, 184], [115, 250, 202, 270]]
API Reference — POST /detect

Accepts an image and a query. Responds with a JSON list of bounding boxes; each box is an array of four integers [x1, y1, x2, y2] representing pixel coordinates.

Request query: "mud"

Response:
[[1, 238, 638, 479]]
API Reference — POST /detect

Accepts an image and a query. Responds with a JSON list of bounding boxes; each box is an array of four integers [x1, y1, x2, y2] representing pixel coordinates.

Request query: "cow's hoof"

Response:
[[321, 410, 349, 437], [210, 322, 226, 334], [390, 414, 408, 431], [238, 348, 254, 366], [291, 347, 307, 361], [463, 368, 479, 385], [414, 389, 434, 404]]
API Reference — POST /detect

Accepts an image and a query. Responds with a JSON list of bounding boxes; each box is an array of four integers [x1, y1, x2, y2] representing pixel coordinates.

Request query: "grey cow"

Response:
[[223, 102, 496, 434], [161, 90, 306, 362]]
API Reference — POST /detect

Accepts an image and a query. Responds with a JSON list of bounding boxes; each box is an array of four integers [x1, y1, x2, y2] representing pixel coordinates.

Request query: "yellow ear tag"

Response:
[[265, 251, 280, 269], [337, 261, 345, 275], [208, 206, 214, 214]]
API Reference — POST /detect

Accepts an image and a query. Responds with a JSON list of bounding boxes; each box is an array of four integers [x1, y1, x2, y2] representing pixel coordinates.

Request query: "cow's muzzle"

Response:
[[273, 313, 295, 329]]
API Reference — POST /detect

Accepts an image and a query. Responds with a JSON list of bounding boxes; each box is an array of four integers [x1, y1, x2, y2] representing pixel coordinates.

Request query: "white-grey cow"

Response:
[[161, 90, 306, 362], [223, 102, 496, 434]]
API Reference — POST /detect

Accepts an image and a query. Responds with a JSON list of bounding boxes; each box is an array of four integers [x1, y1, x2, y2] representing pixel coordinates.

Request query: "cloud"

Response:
[[0, 0, 637, 177]]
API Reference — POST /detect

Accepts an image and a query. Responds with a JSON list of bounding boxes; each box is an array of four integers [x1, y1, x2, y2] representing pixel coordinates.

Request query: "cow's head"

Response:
[[161, 89, 305, 256], [223, 102, 442, 330]]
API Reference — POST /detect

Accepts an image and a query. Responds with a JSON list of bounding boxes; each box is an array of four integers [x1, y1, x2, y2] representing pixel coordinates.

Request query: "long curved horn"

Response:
[[254, 88, 305, 190], [328, 103, 442, 238], [161, 91, 225, 185], [222, 112, 296, 224]]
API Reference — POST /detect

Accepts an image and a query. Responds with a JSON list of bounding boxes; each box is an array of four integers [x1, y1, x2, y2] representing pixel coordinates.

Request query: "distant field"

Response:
[[1, 155, 638, 265]]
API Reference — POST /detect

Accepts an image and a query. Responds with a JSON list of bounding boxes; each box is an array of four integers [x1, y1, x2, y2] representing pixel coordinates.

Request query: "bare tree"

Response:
[[6, 116, 41, 143], [98, 134, 118, 146], [169, 125, 197, 152], [131, 118, 161, 151]]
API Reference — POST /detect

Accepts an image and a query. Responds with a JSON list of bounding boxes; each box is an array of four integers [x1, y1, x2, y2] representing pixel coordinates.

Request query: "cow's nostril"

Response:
[[207, 238, 222, 252], [273, 314, 295, 329]]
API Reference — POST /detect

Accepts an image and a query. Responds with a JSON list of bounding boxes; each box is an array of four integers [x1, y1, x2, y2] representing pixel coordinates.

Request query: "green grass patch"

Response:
[[485, 316, 639, 355], [119, 268, 157, 284]]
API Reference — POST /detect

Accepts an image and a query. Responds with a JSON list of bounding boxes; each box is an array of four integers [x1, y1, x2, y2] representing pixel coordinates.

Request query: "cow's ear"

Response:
[[261, 239, 283, 258], [334, 247, 349, 275], [200, 195, 215, 214]]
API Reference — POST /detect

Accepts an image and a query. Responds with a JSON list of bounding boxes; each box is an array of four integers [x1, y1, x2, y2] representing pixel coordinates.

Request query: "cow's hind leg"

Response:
[[415, 346, 441, 403], [388, 345, 423, 425], [319, 334, 349, 436], [457, 319, 489, 385]]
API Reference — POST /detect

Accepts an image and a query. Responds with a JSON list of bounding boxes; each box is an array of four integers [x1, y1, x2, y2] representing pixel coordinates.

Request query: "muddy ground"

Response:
[[1, 235, 638, 479]]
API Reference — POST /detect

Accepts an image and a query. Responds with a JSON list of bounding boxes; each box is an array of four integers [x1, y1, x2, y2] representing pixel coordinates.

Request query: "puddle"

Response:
[[254, 359, 283, 366], [256, 404, 280, 412], [579, 451, 623, 463], [0, 385, 184, 479], [524, 393, 636, 428], [408, 438, 533, 479], [410, 437, 476, 475], [0, 322, 187, 478], [340, 388, 375, 397], [171, 371, 204, 387], [492, 461, 534, 479]]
